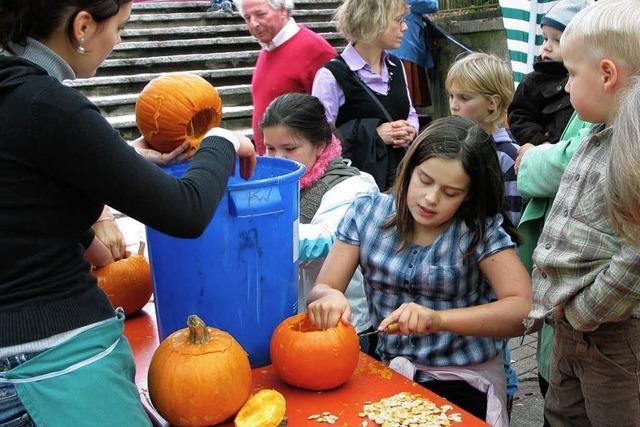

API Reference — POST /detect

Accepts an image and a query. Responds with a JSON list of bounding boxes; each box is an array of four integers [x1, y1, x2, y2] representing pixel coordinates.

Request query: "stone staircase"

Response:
[[67, 0, 344, 141]]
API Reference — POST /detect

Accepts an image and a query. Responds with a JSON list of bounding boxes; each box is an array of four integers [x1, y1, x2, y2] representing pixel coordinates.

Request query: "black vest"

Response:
[[324, 54, 411, 126], [324, 54, 410, 190]]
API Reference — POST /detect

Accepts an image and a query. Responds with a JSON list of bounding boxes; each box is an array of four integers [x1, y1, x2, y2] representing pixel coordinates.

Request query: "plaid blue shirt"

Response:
[[337, 193, 515, 373]]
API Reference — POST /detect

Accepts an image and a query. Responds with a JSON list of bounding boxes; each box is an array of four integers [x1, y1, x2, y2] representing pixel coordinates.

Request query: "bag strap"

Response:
[[332, 56, 394, 123]]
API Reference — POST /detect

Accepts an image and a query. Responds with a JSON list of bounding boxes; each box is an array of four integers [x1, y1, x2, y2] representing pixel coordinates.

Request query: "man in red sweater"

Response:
[[234, 0, 336, 154]]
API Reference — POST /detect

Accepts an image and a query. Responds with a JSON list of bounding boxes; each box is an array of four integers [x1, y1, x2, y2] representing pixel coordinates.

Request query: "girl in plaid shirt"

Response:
[[307, 117, 532, 425]]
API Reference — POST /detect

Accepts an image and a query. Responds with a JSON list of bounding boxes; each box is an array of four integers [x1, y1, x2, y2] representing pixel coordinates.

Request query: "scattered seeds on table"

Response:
[[357, 392, 463, 426]]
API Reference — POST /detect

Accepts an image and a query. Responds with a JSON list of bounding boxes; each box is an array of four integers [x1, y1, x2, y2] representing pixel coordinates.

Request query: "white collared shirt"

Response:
[[260, 18, 300, 51]]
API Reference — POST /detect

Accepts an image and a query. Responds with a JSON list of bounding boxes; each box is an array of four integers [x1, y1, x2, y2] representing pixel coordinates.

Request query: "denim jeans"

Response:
[[0, 354, 37, 427]]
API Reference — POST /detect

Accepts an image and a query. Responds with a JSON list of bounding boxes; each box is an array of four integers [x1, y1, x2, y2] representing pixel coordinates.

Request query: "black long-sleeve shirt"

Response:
[[0, 56, 235, 346]]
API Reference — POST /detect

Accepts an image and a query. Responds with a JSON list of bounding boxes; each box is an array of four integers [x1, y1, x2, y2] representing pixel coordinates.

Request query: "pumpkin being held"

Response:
[[135, 72, 222, 153], [92, 242, 152, 316], [148, 315, 252, 427], [270, 313, 359, 391]]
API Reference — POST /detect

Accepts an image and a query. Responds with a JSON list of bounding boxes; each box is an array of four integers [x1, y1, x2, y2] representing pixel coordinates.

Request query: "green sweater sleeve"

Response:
[[517, 112, 594, 199]]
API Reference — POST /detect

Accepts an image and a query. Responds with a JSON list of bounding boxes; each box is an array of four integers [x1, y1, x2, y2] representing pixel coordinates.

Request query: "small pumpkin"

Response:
[[234, 389, 286, 427], [93, 242, 152, 316], [270, 312, 360, 391], [135, 72, 222, 153], [148, 315, 252, 426]]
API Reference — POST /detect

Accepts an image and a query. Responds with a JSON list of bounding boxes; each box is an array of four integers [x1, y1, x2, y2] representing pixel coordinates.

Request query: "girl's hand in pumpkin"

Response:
[[307, 285, 351, 330], [130, 137, 193, 166], [235, 135, 257, 180], [378, 303, 443, 335]]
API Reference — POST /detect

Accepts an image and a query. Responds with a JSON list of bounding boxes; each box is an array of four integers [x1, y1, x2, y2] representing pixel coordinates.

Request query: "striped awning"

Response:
[[499, 0, 558, 83]]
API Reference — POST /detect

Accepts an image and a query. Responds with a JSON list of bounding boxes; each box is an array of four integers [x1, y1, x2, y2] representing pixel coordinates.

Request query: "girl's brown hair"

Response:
[[385, 116, 520, 255]]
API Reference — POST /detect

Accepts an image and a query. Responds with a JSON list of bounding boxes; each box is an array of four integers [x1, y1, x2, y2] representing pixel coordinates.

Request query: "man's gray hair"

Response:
[[233, 0, 294, 17]]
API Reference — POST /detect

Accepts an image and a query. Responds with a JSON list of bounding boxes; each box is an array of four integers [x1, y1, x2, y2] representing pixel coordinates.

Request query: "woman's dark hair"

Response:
[[259, 93, 333, 147], [385, 115, 520, 255], [0, 0, 131, 48]]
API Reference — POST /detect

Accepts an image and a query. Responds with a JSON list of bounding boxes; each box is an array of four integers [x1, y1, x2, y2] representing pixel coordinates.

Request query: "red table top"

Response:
[[124, 303, 489, 426]]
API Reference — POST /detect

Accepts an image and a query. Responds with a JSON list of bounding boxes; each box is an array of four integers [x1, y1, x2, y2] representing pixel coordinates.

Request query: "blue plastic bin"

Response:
[[146, 156, 304, 367]]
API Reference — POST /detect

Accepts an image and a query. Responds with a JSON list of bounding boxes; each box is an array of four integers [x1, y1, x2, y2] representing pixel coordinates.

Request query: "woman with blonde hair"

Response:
[[312, 0, 419, 191]]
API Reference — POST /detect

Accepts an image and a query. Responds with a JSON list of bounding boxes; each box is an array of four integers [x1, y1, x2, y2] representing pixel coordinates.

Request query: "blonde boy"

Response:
[[527, 0, 640, 424]]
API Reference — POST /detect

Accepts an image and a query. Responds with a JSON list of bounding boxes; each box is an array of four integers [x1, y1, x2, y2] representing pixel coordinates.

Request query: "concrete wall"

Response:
[[426, 7, 508, 119]]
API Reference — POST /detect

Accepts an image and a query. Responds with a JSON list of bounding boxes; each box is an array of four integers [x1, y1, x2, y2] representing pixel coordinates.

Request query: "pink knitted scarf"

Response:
[[300, 136, 342, 189]]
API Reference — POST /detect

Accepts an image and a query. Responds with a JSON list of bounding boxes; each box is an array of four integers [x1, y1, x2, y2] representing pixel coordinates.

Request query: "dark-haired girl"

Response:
[[0, 1, 256, 424], [261, 93, 379, 348], [306, 116, 532, 426]]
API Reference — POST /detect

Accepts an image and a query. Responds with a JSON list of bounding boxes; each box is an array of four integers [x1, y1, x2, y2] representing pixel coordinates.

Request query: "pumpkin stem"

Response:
[[137, 241, 146, 256], [187, 315, 208, 345]]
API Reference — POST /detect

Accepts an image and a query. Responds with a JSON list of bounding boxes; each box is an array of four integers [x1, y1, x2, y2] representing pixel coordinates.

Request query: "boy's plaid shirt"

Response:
[[528, 126, 640, 331]]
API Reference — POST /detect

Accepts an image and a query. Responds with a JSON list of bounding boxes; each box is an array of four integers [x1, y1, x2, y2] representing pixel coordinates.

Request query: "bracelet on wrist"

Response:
[[95, 217, 115, 223]]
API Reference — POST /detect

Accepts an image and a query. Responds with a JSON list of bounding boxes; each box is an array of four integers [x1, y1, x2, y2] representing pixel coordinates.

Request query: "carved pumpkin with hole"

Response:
[[234, 389, 286, 427], [148, 315, 252, 426], [135, 72, 222, 153], [270, 313, 360, 390], [92, 242, 152, 316]]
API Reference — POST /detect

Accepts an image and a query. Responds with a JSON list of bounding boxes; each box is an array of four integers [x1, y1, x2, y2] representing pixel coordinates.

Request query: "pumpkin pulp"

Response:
[[187, 108, 217, 150]]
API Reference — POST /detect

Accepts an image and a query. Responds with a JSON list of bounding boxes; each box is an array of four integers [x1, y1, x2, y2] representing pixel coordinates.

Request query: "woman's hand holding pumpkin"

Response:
[[307, 284, 351, 330], [378, 302, 443, 335], [129, 137, 193, 166]]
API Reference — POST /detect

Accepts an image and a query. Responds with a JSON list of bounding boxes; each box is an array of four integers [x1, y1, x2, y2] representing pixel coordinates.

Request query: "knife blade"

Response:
[[357, 322, 400, 337]]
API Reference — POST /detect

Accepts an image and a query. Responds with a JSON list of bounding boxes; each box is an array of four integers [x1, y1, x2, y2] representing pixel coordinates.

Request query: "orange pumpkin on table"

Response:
[[135, 72, 222, 153], [92, 242, 152, 316], [270, 312, 360, 391], [148, 315, 252, 426]]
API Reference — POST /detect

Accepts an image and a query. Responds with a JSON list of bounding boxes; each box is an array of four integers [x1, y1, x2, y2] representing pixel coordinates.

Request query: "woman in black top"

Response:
[[0, 1, 256, 424]]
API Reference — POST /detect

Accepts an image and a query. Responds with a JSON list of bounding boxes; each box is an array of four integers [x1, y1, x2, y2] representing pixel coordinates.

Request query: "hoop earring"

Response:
[[77, 37, 86, 54]]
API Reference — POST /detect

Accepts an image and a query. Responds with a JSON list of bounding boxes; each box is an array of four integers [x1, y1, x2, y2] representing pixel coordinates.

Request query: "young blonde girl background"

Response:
[[307, 116, 532, 426], [446, 52, 522, 225]]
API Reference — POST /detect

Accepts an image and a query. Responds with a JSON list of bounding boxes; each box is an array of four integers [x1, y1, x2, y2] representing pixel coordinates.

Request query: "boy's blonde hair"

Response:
[[561, 0, 640, 71], [445, 52, 514, 126], [608, 76, 640, 244], [335, 0, 408, 44]]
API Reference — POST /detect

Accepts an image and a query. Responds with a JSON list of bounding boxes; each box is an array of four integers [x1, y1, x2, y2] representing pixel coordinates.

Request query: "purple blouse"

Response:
[[311, 43, 419, 131]]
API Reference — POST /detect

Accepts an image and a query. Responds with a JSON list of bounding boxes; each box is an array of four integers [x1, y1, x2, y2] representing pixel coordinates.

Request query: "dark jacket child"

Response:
[[507, 0, 590, 146]]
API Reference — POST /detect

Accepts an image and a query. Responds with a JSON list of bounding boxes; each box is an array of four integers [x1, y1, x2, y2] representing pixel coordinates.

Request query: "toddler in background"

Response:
[[507, 0, 591, 150]]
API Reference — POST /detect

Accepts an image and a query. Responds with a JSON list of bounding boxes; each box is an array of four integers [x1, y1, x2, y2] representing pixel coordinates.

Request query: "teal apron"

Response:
[[0, 311, 151, 426]]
